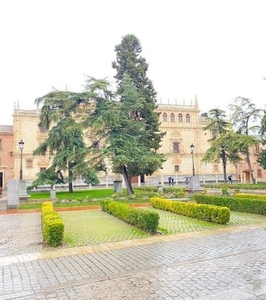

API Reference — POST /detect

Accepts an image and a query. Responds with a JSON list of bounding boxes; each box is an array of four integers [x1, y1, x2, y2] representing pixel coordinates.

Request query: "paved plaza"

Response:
[[0, 212, 266, 299]]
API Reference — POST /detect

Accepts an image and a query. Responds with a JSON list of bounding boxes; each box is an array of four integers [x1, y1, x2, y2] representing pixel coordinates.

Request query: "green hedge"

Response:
[[100, 200, 159, 233], [203, 183, 266, 190], [194, 194, 266, 215], [234, 193, 266, 200], [151, 197, 230, 224], [42, 202, 65, 247]]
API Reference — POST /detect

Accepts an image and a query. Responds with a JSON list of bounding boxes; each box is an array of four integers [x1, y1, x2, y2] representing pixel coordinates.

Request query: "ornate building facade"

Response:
[[1, 100, 265, 189], [152, 98, 235, 185]]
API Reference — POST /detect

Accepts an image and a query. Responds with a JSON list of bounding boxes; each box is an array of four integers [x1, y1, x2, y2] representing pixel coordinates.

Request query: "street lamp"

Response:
[[190, 143, 195, 176], [18, 140, 24, 180], [221, 145, 227, 183]]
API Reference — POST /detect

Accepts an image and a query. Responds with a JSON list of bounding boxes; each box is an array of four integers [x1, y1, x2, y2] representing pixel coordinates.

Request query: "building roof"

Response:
[[0, 125, 13, 132]]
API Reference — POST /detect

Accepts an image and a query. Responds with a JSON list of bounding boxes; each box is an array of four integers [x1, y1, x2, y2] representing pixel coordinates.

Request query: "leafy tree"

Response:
[[258, 150, 266, 170], [228, 97, 263, 183], [202, 132, 257, 165], [202, 108, 231, 182], [202, 107, 259, 183], [30, 165, 64, 190], [85, 75, 165, 195], [112, 34, 165, 168], [258, 112, 266, 170], [111, 75, 165, 194], [203, 108, 230, 141], [33, 90, 103, 192]]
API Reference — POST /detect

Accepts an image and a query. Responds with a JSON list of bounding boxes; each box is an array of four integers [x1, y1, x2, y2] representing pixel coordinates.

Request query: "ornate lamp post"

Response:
[[18, 140, 24, 180], [190, 143, 195, 176]]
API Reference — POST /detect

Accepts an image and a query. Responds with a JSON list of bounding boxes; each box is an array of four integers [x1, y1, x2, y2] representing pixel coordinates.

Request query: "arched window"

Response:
[[170, 113, 175, 122], [185, 114, 190, 122], [178, 113, 183, 122], [162, 113, 167, 122], [173, 142, 180, 153]]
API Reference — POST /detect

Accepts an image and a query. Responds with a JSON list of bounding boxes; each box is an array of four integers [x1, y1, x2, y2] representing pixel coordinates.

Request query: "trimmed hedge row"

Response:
[[151, 197, 230, 224], [100, 200, 159, 233], [234, 193, 266, 200], [203, 183, 266, 190], [194, 194, 266, 215], [42, 202, 65, 247]]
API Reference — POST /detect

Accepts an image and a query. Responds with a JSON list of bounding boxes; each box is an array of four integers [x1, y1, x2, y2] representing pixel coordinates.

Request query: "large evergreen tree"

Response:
[[33, 90, 103, 192], [112, 34, 165, 154], [84, 76, 165, 195]]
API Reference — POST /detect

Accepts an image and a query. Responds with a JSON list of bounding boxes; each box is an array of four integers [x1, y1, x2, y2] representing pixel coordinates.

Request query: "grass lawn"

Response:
[[20, 188, 158, 210], [59, 208, 266, 248], [61, 210, 150, 247], [28, 188, 116, 200]]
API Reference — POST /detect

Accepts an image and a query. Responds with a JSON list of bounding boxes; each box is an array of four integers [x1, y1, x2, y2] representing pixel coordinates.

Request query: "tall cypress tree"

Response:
[[112, 34, 165, 179]]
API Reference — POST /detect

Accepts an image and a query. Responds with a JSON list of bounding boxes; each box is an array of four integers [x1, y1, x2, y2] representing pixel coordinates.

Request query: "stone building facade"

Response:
[[0, 100, 265, 188], [152, 99, 235, 185]]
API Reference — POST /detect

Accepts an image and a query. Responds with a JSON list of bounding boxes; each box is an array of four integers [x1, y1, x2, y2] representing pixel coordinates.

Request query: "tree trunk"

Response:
[[221, 148, 227, 183], [246, 148, 256, 184], [68, 163, 74, 192], [121, 165, 134, 195]]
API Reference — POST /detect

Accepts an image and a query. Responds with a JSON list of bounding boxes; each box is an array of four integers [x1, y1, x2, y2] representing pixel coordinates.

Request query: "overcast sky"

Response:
[[1, 0, 266, 125]]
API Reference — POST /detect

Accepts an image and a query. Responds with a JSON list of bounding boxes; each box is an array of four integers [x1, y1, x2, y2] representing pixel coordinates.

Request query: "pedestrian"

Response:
[[185, 177, 189, 188], [228, 174, 232, 184], [171, 177, 174, 185], [168, 176, 172, 185]]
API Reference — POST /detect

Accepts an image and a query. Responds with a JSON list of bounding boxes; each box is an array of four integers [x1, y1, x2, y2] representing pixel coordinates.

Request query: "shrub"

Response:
[[194, 194, 266, 215], [234, 193, 266, 200], [100, 200, 159, 233], [221, 187, 229, 196], [42, 201, 64, 247], [151, 197, 230, 224]]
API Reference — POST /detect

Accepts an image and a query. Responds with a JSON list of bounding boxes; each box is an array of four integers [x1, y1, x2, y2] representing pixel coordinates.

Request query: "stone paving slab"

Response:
[[1, 213, 266, 299], [0, 213, 43, 258]]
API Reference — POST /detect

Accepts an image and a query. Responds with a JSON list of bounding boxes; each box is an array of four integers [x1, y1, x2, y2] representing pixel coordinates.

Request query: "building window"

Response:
[[162, 113, 167, 122], [178, 113, 183, 122], [0, 139, 2, 150], [170, 113, 175, 122], [173, 142, 180, 153], [174, 165, 180, 172], [185, 114, 190, 122], [257, 169, 262, 178], [255, 145, 260, 154], [213, 164, 218, 172], [26, 159, 33, 168], [40, 167, 46, 172]]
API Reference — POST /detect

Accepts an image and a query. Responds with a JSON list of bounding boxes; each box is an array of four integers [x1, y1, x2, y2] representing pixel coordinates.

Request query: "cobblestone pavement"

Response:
[[1, 213, 266, 299]]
